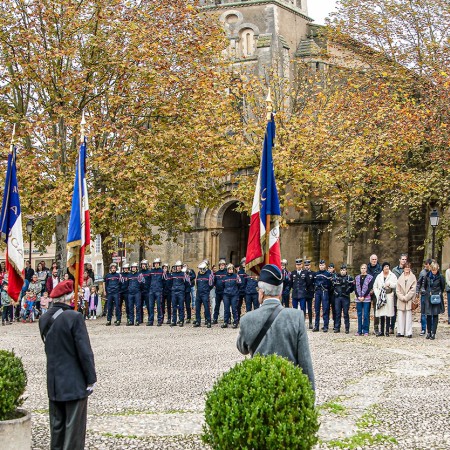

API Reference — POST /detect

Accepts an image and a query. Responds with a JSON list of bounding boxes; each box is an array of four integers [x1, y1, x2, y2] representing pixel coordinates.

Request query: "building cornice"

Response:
[[202, 1, 314, 22]]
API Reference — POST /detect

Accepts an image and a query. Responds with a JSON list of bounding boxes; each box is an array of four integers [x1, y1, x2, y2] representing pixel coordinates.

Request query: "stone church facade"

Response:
[[130, 0, 442, 273]]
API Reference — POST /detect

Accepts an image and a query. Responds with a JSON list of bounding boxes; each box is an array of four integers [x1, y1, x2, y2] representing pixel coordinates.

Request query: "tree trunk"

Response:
[[55, 213, 70, 269]]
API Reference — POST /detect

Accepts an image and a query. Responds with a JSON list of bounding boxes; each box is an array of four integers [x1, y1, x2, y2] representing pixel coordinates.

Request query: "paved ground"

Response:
[[1, 313, 449, 449]]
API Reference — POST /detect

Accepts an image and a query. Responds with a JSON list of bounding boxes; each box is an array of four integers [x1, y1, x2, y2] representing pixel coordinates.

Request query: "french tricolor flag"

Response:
[[67, 137, 91, 290], [245, 113, 281, 274], [0, 146, 25, 301]]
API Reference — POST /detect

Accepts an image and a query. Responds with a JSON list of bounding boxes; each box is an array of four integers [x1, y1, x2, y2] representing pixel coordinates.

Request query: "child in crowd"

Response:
[[88, 286, 98, 320], [22, 291, 36, 322], [40, 291, 49, 315], [1, 281, 13, 325]]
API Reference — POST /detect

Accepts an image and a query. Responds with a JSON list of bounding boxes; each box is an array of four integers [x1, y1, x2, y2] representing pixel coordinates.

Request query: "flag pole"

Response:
[[74, 112, 86, 311], [10, 124, 16, 153], [264, 89, 273, 265]]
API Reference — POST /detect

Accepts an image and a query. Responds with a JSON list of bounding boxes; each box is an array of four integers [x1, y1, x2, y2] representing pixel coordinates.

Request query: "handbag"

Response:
[[430, 294, 441, 305], [411, 296, 420, 311]]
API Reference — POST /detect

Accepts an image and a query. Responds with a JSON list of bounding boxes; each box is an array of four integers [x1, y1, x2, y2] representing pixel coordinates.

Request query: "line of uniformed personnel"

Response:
[[104, 256, 354, 333]]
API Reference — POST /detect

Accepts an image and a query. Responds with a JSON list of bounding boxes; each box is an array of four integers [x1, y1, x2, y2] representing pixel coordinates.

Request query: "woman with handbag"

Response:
[[374, 262, 397, 336], [395, 262, 417, 338], [423, 261, 445, 340]]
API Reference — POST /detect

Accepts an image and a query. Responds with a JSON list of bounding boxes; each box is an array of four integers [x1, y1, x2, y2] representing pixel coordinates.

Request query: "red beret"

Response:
[[50, 280, 74, 299]]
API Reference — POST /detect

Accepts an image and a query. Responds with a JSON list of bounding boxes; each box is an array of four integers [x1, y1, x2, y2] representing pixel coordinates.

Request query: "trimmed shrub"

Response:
[[203, 354, 319, 450], [0, 350, 27, 420]]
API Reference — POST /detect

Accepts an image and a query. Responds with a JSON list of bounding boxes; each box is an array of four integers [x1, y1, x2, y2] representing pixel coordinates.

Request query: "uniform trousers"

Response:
[[328, 293, 336, 326], [334, 296, 350, 331], [300, 298, 313, 323], [184, 291, 192, 320], [49, 397, 88, 450], [397, 309, 412, 336], [195, 292, 211, 324], [223, 294, 238, 325], [237, 295, 245, 320], [281, 292, 290, 308], [128, 292, 141, 324], [120, 293, 129, 320], [161, 293, 171, 322], [213, 292, 224, 321], [245, 293, 259, 312], [171, 292, 185, 323], [148, 290, 163, 324], [106, 292, 121, 322], [314, 290, 329, 329]]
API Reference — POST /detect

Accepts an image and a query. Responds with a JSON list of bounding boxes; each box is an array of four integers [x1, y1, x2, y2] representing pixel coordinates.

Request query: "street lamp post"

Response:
[[429, 209, 439, 260], [26, 219, 34, 266]]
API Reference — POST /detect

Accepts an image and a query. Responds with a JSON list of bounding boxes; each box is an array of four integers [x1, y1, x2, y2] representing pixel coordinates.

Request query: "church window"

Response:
[[240, 28, 255, 57]]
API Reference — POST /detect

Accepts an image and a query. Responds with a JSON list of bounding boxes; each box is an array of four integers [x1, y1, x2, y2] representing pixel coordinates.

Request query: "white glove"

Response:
[[86, 383, 96, 393]]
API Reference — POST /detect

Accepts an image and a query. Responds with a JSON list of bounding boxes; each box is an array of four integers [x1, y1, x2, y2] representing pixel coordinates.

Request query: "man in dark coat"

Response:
[[39, 280, 97, 450], [237, 264, 315, 390]]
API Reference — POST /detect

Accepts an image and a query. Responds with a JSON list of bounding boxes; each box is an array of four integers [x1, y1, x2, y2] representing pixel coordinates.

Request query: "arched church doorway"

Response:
[[219, 201, 250, 266]]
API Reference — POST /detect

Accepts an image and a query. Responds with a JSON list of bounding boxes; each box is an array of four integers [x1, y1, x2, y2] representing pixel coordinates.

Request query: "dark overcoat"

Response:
[[423, 273, 445, 316], [39, 302, 97, 402]]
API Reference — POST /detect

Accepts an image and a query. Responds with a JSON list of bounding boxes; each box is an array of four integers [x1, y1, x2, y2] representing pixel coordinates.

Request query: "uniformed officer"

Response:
[[104, 263, 123, 326], [333, 264, 355, 334], [245, 273, 259, 312], [290, 259, 304, 310], [281, 259, 291, 308], [212, 259, 227, 324], [120, 263, 130, 323], [140, 259, 151, 324], [313, 260, 333, 332], [221, 263, 241, 328], [303, 260, 315, 328], [193, 262, 214, 328], [148, 258, 165, 326], [127, 262, 144, 326], [328, 262, 337, 329], [161, 263, 172, 324], [237, 257, 248, 321], [182, 264, 195, 324], [169, 261, 190, 327]]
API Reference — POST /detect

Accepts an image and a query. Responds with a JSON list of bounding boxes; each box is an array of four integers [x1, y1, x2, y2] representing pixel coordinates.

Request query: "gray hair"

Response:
[[54, 293, 74, 304], [258, 280, 283, 297]]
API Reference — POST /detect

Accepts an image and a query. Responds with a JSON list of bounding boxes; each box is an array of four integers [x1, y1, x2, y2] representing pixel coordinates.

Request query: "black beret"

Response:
[[340, 264, 347, 269], [319, 260, 326, 264], [295, 258, 303, 264], [304, 260, 311, 265], [328, 263, 335, 268], [259, 264, 283, 286]]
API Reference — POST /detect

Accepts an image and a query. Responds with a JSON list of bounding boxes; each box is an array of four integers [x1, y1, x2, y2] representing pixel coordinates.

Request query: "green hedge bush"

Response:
[[0, 350, 27, 420], [203, 354, 319, 450]]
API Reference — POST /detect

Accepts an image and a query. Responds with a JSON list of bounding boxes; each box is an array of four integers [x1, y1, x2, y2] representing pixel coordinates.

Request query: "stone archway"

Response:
[[218, 201, 250, 266]]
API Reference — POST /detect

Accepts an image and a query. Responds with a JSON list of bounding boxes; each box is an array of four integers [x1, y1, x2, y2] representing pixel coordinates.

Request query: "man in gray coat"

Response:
[[236, 264, 315, 390]]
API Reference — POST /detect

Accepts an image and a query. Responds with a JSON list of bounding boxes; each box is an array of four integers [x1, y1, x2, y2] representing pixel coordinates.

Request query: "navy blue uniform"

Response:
[[333, 274, 354, 332], [148, 268, 165, 325], [127, 271, 144, 324], [314, 270, 333, 330], [140, 269, 151, 323], [195, 270, 214, 324], [213, 269, 227, 322], [291, 269, 314, 324], [222, 273, 241, 325], [161, 271, 171, 323], [169, 271, 190, 324], [184, 270, 195, 321], [105, 272, 123, 322], [237, 268, 248, 320], [245, 276, 259, 312], [120, 271, 130, 321], [281, 269, 291, 308], [328, 272, 337, 326]]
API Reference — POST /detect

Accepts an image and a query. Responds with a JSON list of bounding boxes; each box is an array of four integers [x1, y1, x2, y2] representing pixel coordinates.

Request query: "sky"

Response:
[[307, 0, 339, 25]]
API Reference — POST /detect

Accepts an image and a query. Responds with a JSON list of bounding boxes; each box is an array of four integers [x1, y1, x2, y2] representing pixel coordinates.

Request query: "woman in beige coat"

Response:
[[395, 263, 417, 338], [374, 262, 397, 336]]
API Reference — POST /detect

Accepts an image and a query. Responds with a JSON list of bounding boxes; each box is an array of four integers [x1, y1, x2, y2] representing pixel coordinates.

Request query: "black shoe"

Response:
[[157, 322, 162, 327], [322, 328, 328, 333], [193, 322, 200, 328], [345, 329, 349, 334], [334, 329, 340, 333], [207, 322, 211, 328], [390, 328, 394, 334], [185, 319, 191, 324], [166, 319, 171, 324], [312, 327, 319, 332], [406, 335, 412, 338], [135, 322, 140, 326], [232, 323, 238, 329], [426, 333, 431, 339], [115, 321, 121, 326], [309, 323, 313, 329], [106, 321, 111, 326], [126, 321, 133, 326], [212, 320, 218, 325], [376, 331, 383, 337], [385, 332, 390, 337], [430, 333, 436, 340], [396, 333, 404, 337], [178, 321, 184, 327], [146, 322, 153, 326], [221, 324, 228, 329], [170, 322, 176, 327], [374, 328, 379, 334]]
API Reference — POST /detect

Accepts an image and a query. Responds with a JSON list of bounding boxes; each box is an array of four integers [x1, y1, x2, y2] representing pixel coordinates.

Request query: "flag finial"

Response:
[[266, 88, 273, 121], [80, 111, 86, 142], [10, 124, 16, 152]]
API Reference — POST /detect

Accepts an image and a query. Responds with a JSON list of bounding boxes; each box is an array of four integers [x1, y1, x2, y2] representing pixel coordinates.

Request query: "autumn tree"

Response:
[[0, 0, 241, 266]]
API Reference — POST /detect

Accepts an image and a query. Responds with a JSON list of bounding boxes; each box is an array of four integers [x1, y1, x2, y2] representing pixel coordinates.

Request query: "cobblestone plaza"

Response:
[[1, 316, 449, 449]]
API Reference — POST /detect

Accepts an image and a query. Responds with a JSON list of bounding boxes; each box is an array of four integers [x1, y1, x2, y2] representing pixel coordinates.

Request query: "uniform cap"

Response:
[[141, 259, 148, 265], [122, 263, 130, 269], [240, 257, 246, 264], [259, 264, 283, 286], [50, 280, 74, 299], [153, 258, 161, 263], [227, 263, 234, 270], [319, 260, 326, 265], [175, 260, 182, 266], [198, 262, 207, 270], [162, 262, 169, 267], [110, 262, 117, 268], [295, 258, 303, 264], [340, 264, 347, 269], [219, 259, 226, 265], [281, 259, 288, 265], [304, 260, 311, 265], [328, 263, 335, 268], [131, 262, 139, 267]]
